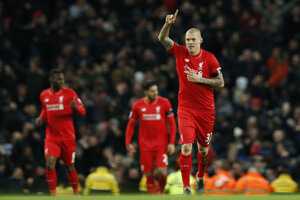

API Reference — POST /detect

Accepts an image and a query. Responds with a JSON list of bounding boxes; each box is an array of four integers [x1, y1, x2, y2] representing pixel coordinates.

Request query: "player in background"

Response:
[[36, 69, 86, 196], [158, 10, 224, 195], [125, 80, 177, 194]]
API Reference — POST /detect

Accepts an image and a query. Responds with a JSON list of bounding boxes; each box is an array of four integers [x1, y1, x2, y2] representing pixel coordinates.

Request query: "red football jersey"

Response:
[[127, 97, 174, 150], [169, 43, 221, 110], [39, 88, 85, 141]]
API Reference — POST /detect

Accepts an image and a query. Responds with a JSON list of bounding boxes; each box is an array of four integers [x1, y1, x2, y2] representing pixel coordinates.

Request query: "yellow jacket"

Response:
[[271, 174, 298, 193], [84, 166, 120, 195], [165, 170, 196, 195]]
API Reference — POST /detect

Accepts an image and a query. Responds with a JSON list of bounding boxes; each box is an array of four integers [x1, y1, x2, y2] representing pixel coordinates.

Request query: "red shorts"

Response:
[[178, 108, 215, 147], [44, 139, 76, 165], [140, 149, 168, 173]]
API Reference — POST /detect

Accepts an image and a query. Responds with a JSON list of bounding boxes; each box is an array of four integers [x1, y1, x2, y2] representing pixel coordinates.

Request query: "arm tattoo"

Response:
[[158, 23, 174, 50], [200, 75, 224, 88], [161, 37, 174, 50]]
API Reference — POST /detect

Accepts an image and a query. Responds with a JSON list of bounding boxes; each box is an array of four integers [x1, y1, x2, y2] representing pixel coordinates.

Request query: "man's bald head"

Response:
[[186, 28, 202, 38], [185, 28, 203, 55]]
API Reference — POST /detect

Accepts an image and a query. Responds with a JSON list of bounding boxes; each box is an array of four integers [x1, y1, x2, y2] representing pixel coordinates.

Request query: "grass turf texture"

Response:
[[0, 194, 299, 200]]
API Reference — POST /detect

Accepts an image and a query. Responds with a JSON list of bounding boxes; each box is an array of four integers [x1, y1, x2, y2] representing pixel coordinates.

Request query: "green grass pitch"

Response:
[[0, 194, 300, 200]]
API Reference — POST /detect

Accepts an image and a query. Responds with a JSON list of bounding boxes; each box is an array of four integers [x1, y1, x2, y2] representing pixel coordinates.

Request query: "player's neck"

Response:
[[188, 48, 201, 56], [145, 97, 157, 104], [51, 86, 62, 92]]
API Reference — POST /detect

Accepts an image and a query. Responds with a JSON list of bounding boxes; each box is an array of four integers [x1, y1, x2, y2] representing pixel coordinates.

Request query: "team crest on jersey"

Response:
[[198, 62, 203, 70], [141, 108, 146, 112], [156, 106, 160, 113], [45, 98, 49, 102]]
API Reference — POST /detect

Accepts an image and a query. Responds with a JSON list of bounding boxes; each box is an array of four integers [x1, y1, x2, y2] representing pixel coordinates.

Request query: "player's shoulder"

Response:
[[157, 96, 170, 103], [157, 97, 171, 105], [172, 43, 187, 52], [202, 49, 217, 60], [62, 87, 77, 95], [62, 87, 75, 93], [202, 49, 214, 56], [132, 98, 145, 107], [40, 88, 51, 97]]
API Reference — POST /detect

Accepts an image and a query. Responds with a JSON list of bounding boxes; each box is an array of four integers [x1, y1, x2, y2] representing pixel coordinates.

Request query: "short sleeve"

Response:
[[168, 42, 181, 57], [209, 53, 222, 78]]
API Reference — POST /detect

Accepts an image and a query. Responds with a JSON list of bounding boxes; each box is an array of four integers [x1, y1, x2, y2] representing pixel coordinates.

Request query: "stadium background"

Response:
[[0, 0, 300, 195]]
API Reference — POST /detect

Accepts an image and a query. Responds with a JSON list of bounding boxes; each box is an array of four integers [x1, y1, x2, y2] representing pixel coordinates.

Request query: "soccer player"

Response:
[[125, 80, 177, 194], [36, 69, 86, 196], [158, 10, 225, 195]]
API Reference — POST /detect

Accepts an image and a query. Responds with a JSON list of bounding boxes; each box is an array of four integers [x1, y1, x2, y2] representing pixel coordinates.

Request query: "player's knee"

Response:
[[46, 157, 56, 170], [65, 164, 75, 173], [145, 172, 153, 177], [157, 168, 167, 176], [198, 147, 208, 157], [181, 144, 192, 155]]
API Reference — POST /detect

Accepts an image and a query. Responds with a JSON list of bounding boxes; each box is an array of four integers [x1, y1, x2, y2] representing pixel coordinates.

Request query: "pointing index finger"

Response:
[[174, 9, 178, 18]]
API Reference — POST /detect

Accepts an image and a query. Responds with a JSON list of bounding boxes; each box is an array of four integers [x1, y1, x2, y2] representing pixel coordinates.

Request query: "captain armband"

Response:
[[211, 67, 222, 78]]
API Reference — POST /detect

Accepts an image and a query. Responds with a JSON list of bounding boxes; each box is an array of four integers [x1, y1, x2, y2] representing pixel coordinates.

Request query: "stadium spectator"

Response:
[[206, 159, 235, 195], [158, 10, 224, 195], [35, 69, 86, 195], [271, 171, 298, 193], [235, 167, 271, 195], [84, 165, 119, 195], [125, 80, 176, 194]]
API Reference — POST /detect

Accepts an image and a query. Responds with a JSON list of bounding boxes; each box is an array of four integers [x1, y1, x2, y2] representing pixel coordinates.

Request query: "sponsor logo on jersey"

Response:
[[141, 108, 146, 112], [142, 114, 161, 120], [45, 96, 64, 111], [45, 98, 49, 102]]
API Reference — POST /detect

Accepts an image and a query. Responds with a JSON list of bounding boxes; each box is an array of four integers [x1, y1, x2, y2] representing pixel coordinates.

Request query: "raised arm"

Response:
[[158, 9, 178, 50]]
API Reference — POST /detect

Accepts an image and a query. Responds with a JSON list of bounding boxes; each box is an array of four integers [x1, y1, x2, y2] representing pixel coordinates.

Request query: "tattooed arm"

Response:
[[199, 74, 225, 88], [158, 10, 178, 50], [184, 70, 225, 88]]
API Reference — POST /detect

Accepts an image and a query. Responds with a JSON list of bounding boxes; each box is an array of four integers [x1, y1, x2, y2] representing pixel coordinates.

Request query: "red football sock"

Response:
[[67, 169, 79, 194], [197, 150, 210, 178], [158, 175, 167, 193], [46, 169, 57, 196], [146, 175, 155, 194], [179, 153, 192, 188]]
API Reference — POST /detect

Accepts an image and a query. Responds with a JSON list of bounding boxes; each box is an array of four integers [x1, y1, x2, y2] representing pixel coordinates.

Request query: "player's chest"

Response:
[[180, 56, 209, 77], [138, 104, 163, 121], [43, 94, 69, 111]]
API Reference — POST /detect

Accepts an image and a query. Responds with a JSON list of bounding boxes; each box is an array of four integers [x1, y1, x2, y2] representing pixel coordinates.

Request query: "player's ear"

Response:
[[200, 37, 203, 44]]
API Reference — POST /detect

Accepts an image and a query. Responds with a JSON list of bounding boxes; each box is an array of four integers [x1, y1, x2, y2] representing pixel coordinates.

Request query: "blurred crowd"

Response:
[[1, 0, 300, 194]]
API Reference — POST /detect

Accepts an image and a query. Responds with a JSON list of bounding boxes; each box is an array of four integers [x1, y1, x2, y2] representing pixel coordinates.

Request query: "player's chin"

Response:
[[187, 47, 194, 52], [151, 96, 157, 101]]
